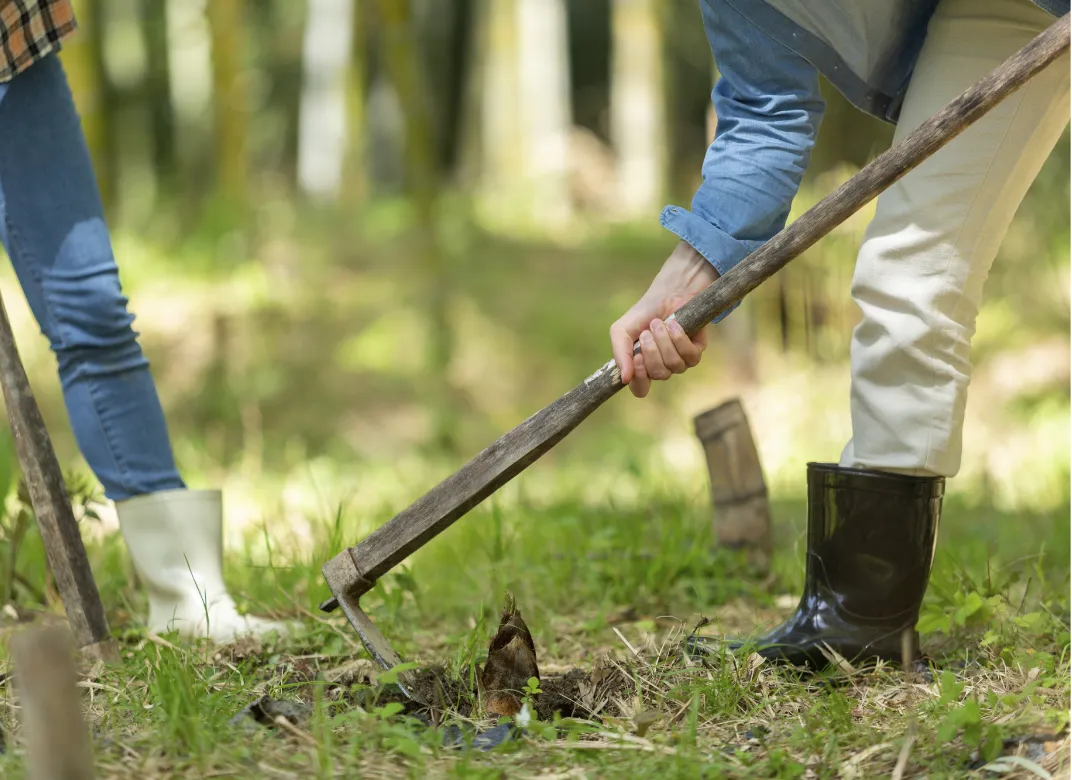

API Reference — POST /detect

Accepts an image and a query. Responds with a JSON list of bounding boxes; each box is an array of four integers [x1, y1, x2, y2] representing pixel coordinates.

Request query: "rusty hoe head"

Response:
[[320, 548, 424, 703]]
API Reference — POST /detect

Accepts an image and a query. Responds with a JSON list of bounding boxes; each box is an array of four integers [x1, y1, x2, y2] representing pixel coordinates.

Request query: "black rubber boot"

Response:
[[687, 462, 944, 668]]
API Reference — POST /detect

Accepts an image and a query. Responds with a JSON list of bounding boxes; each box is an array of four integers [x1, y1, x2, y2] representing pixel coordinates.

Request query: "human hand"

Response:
[[610, 241, 719, 398]]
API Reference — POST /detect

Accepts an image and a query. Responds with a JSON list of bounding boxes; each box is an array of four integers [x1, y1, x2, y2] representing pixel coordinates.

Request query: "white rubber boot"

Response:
[[115, 488, 289, 643]]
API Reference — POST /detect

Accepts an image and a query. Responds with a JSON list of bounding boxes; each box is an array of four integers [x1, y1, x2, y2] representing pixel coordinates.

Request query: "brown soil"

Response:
[[534, 668, 594, 720], [345, 664, 626, 723]]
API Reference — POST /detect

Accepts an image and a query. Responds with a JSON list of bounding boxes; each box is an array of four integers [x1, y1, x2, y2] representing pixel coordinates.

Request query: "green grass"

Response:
[[0, 463, 1068, 778]]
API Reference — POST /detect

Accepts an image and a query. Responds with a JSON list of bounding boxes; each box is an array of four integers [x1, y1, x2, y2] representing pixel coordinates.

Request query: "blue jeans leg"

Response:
[[0, 54, 185, 501]]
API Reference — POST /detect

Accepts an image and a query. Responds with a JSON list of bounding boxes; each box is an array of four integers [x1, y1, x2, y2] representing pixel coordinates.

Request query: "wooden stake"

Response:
[[693, 399, 771, 572], [9, 625, 96, 780], [0, 292, 117, 663]]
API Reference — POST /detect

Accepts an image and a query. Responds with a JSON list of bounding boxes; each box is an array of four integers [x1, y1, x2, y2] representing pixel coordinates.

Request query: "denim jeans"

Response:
[[0, 53, 185, 501]]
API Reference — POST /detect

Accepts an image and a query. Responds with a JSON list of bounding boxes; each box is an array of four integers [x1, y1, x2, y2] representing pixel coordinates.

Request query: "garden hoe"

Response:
[[321, 15, 1070, 703]]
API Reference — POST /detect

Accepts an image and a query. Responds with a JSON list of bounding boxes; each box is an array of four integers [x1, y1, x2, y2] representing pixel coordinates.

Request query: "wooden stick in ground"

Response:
[[693, 399, 772, 572], [0, 292, 117, 663], [9, 624, 96, 780], [322, 13, 1071, 610]]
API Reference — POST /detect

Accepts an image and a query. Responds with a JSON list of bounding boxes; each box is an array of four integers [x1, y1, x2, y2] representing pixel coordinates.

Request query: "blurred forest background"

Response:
[[1, 0, 1068, 549]]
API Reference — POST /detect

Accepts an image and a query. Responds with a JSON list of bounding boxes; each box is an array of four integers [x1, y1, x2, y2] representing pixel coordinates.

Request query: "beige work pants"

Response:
[[839, 0, 1071, 477]]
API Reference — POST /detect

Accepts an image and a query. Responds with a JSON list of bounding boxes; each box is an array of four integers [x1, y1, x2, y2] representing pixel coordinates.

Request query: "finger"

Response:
[[650, 319, 688, 374], [666, 318, 702, 368], [693, 325, 709, 353], [630, 353, 651, 398], [639, 330, 671, 381], [610, 322, 636, 385]]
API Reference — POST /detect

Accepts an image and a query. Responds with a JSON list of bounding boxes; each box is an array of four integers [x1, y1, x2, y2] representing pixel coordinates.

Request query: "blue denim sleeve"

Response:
[[661, 0, 825, 323]]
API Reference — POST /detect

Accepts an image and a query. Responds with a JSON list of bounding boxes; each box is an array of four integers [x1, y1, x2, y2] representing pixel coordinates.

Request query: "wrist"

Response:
[[668, 240, 720, 293]]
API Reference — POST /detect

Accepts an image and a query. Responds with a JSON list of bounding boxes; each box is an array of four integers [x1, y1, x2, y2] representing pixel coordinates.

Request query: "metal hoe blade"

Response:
[[320, 591, 427, 705]]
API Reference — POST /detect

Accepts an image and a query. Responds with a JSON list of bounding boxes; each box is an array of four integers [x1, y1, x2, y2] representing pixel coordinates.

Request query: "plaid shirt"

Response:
[[0, 0, 77, 83]]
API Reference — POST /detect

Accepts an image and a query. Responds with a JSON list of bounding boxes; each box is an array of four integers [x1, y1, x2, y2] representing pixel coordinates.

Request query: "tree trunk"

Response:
[[62, 0, 115, 215], [476, 0, 572, 231], [343, 0, 368, 208], [140, 0, 176, 195], [454, 0, 488, 191], [610, 0, 666, 220], [260, 0, 305, 193], [207, 0, 247, 219], [376, 0, 457, 451], [298, 0, 356, 201], [515, 0, 572, 229], [478, 0, 521, 205]]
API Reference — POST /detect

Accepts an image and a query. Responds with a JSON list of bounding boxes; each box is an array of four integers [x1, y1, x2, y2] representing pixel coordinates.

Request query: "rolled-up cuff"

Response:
[[659, 205, 765, 324]]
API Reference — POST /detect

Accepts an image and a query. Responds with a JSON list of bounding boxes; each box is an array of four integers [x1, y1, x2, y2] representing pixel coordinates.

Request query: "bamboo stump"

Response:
[[693, 399, 772, 572], [9, 625, 96, 780]]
